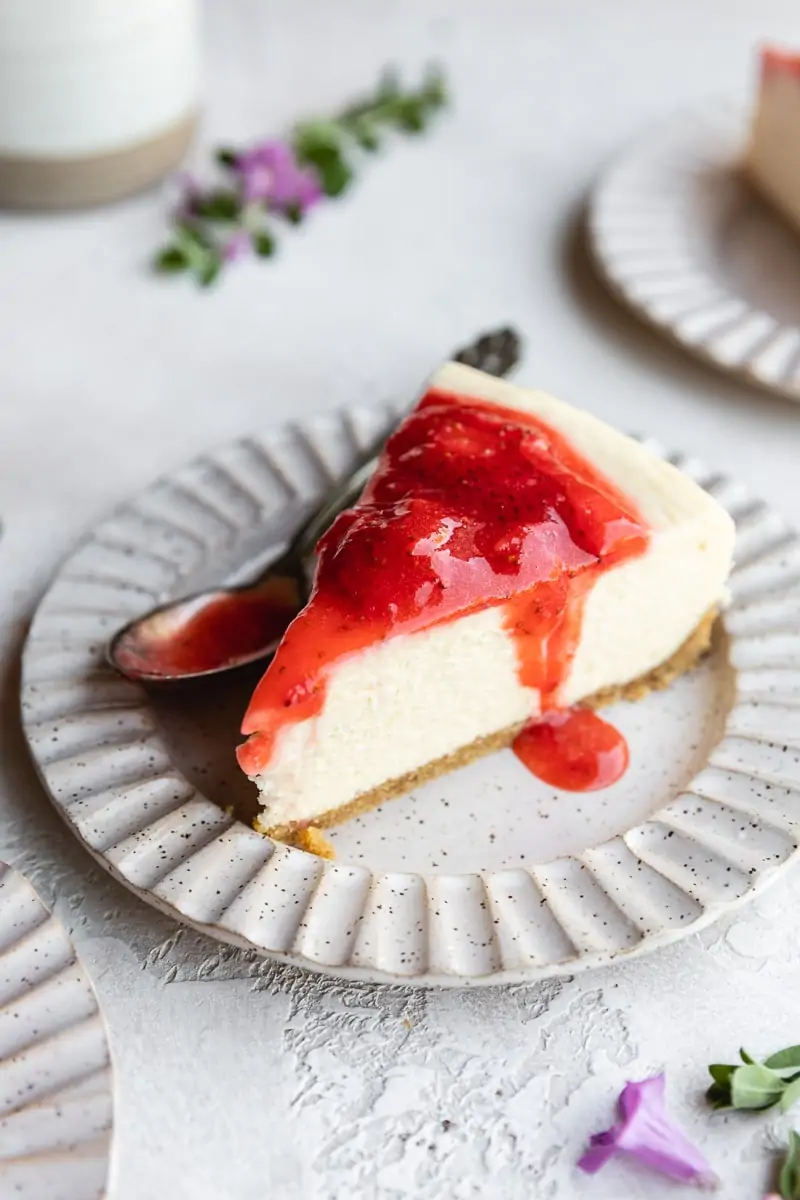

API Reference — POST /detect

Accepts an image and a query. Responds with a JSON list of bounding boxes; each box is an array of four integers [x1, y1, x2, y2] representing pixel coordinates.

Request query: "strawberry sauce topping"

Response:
[[238, 387, 649, 791]]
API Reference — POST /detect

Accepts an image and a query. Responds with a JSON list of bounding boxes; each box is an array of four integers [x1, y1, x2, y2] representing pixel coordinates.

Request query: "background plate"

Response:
[[0, 861, 113, 1199], [589, 100, 800, 400], [20, 406, 800, 985]]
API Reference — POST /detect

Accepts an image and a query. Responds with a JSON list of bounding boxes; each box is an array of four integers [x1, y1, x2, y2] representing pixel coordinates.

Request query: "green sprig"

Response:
[[338, 66, 447, 139], [153, 222, 226, 288], [780, 1131, 800, 1199], [155, 65, 448, 286], [292, 65, 447, 199], [707, 1045, 800, 1112]]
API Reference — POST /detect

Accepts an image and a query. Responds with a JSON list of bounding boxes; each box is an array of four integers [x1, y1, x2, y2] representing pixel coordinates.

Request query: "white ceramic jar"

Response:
[[0, 0, 200, 208]]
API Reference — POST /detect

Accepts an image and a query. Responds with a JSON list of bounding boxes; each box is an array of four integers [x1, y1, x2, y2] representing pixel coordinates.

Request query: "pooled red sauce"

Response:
[[512, 708, 629, 791], [237, 388, 650, 790], [114, 577, 300, 680]]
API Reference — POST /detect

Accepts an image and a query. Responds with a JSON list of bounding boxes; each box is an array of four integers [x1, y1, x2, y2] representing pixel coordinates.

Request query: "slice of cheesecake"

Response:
[[746, 46, 800, 232], [237, 363, 735, 839]]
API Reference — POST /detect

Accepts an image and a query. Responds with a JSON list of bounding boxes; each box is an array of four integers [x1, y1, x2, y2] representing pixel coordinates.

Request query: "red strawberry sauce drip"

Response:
[[513, 708, 629, 791]]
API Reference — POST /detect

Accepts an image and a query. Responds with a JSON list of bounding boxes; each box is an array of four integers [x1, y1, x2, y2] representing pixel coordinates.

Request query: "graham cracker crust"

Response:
[[258, 608, 719, 846]]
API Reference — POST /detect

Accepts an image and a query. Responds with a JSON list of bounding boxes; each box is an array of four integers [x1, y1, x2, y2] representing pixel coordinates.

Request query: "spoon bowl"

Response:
[[108, 568, 304, 683], [107, 456, 379, 682]]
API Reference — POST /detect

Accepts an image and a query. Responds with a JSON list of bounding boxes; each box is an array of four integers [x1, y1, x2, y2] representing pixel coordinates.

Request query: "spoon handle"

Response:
[[290, 441, 385, 567], [283, 326, 522, 572]]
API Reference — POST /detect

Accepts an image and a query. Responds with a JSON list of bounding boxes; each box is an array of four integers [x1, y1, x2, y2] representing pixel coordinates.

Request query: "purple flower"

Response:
[[234, 140, 322, 213], [578, 1074, 717, 1188]]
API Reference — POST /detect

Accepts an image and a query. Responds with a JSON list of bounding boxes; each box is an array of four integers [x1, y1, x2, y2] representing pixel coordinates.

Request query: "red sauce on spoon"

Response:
[[113, 576, 300, 680]]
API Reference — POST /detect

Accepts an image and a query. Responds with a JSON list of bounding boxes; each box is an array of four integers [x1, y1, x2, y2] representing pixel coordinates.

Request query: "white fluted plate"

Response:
[[20, 405, 800, 984], [589, 100, 800, 399], [0, 861, 112, 1198]]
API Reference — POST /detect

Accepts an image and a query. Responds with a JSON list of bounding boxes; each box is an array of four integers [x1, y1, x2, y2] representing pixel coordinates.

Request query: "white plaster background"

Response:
[[2, 1, 800, 1196]]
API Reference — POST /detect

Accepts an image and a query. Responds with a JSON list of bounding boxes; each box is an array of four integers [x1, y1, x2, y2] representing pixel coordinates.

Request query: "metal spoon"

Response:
[[108, 326, 522, 683]]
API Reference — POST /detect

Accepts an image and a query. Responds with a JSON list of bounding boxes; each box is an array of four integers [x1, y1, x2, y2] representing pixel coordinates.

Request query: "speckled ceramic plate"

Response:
[[0, 861, 113, 1198], [20, 405, 800, 985], [589, 100, 800, 400]]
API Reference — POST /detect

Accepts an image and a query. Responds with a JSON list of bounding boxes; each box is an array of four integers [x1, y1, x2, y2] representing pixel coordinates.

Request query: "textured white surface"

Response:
[[4, 0, 800, 1194]]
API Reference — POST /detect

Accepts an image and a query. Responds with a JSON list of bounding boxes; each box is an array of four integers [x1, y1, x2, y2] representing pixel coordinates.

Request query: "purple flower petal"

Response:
[[578, 1074, 717, 1189], [222, 230, 251, 262], [240, 162, 277, 204], [239, 140, 295, 171], [577, 1130, 620, 1174], [234, 138, 322, 213]]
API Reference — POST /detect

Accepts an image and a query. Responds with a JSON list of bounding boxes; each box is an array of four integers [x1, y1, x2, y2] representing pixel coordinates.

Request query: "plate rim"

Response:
[[588, 97, 800, 402], [0, 859, 113, 1198], [20, 404, 800, 985]]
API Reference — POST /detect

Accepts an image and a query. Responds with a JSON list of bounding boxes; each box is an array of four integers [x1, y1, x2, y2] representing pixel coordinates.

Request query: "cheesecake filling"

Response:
[[238, 388, 651, 792], [747, 46, 800, 232]]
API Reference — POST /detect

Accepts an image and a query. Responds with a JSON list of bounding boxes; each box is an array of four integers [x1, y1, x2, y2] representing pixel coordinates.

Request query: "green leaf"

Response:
[[252, 231, 275, 258], [395, 97, 426, 133], [351, 116, 380, 151], [766, 1046, 800, 1072], [191, 188, 241, 222], [730, 1063, 786, 1110], [420, 65, 447, 109], [322, 155, 352, 196], [294, 120, 344, 159], [293, 121, 352, 198], [153, 245, 188, 274], [740, 1048, 758, 1065], [706, 1081, 732, 1110], [284, 202, 303, 225], [307, 150, 352, 198], [708, 1064, 736, 1087], [174, 220, 213, 253], [377, 69, 401, 103], [781, 1075, 800, 1113], [215, 147, 239, 169], [193, 251, 222, 288], [780, 1131, 800, 1199]]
